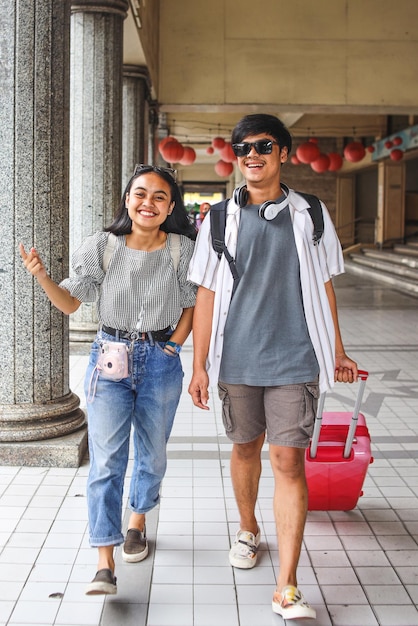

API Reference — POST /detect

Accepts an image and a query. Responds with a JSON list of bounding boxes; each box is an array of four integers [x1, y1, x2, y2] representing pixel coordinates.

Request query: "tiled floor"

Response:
[[1, 272, 418, 626]]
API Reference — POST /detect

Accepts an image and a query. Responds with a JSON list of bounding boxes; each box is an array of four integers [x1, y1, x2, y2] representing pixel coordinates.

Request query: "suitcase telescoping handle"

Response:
[[310, 370, 368, 460]]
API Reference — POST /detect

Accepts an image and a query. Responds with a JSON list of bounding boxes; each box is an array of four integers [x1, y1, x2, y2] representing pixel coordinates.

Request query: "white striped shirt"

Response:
[[187, 189, 344, 394], [60, 232, 197, 332]]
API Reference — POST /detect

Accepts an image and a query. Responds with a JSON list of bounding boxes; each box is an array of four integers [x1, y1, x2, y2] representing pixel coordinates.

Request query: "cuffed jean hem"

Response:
[[129, 498, 160, 516], [89, 532, 124, 548]]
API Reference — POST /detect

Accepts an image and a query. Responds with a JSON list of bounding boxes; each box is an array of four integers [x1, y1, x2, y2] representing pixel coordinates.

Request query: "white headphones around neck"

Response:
[[233, 183, 289, 221]]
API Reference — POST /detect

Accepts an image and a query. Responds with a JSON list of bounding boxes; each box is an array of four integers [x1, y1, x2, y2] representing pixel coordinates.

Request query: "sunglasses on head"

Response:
[[133, 163, 177, 181], [232, 139, 279, 157]]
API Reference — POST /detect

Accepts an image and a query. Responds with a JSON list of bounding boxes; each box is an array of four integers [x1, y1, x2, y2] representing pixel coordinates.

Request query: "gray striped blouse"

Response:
[[60, 232, 197, 332]]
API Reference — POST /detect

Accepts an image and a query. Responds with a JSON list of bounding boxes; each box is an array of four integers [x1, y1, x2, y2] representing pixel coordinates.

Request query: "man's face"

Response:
[[236, 133, 288, 187]]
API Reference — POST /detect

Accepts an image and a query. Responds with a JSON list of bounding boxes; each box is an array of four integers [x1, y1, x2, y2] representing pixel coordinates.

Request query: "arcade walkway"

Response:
[[0, 273, 418, 626]]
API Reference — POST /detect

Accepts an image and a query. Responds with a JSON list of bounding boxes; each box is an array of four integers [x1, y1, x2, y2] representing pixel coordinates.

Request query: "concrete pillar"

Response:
[[0, 0, 87, 466], [376, 161, 406, 247], [148, 103, 159, 165], [122, 65, 151, 189], [69, 0, 129, 341], [336, 175, 356, 247]]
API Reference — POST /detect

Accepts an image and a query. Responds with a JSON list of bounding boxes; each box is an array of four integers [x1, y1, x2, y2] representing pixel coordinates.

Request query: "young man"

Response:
[[187, 114, 358, 620]]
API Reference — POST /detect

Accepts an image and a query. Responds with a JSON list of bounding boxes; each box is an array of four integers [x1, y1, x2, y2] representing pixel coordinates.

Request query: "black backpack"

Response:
[[210, 190, 324, 294]]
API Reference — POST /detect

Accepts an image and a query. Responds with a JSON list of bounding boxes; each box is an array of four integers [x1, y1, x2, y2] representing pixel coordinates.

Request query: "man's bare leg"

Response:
[[230, 433, 265, 536], [269, 445, 307, 592], [228, 433, 265, 568]]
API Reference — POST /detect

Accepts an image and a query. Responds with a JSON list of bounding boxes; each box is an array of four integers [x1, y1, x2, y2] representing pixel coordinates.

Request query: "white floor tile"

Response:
[[149, 584, 193, 604], [193, 584, 236, 605], [147, 603, 193, 626], [373, 604, 418, 626], [193, 566, 234, 585], [55, 601, 104, 625], [194, 604, 239, 626], [327, 604, 379, 626], [8, 600, 59, 624], [321, 584, 368, 605]]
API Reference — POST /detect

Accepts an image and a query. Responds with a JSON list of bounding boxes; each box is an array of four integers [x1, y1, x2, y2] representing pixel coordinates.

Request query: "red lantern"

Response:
[[392, 136, 403, 146], [344, 141, 365, 163], [296, 141, 320, 164], [158, 136, 177, 156], [212, 136, 226, 150], [311, 153, 330, 173], [215, 160, 234, 177], [384, 140, 393, 149], [161, 140, 184, 163], [219, 142, 236, 163], [179, 146, 196, 165], [390, 148, 403, 161], [327, 153, 343, 171], [206, 146, 215, 155], [367, 145, 375, 153], [290, 155, 300, 165]]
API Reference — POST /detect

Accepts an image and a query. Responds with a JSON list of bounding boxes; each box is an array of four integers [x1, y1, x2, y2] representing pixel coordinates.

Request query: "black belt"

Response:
[[101, 325, 171, 342]]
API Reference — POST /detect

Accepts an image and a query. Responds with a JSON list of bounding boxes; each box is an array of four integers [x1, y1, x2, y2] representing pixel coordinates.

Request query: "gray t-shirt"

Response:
[[219, 203, 319, 385]]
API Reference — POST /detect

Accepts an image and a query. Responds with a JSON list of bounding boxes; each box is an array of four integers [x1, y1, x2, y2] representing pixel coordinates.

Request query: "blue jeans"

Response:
[[84, 333, 183, 547]]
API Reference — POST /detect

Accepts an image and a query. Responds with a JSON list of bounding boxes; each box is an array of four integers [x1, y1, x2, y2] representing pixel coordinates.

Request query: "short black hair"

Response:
[[231, 114, 292, 153]]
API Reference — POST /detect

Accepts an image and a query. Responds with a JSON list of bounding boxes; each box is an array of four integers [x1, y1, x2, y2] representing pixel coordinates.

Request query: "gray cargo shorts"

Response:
[[217, 381, 319, 448]]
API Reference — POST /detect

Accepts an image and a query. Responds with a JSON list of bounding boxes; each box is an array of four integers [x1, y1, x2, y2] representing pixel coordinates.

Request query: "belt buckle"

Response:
[[129, 330, 146, 341]]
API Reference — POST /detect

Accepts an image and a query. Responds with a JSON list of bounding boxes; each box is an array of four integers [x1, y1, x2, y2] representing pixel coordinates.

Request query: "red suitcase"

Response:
[[305, 370, 373, 511]]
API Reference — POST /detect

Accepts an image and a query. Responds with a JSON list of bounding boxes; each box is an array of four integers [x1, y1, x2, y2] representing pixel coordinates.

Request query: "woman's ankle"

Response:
[[97, 546, 115, 572], [128, 512, 146, 532]]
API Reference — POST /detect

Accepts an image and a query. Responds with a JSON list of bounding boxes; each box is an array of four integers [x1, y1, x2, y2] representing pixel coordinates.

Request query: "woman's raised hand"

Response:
[[19, 244, 48, 282]]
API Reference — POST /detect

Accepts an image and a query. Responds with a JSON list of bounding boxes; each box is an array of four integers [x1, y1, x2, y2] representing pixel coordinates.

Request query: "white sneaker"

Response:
[[229, 528, 260, 569], [272, 585, 316, 620]]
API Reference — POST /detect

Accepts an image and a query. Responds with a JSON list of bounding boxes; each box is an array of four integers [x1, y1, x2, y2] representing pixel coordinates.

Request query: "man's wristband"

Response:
[[165, 340, 182, 354]]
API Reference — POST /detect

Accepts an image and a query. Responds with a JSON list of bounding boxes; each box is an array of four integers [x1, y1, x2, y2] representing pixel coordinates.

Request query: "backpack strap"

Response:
[[210, 200, 228, 259], [103, 232, 117, 272], [168, 233, 181, 273], [295, 191, 324, 245], [210, 200, 240, 293], [102, 232, 181, 273]]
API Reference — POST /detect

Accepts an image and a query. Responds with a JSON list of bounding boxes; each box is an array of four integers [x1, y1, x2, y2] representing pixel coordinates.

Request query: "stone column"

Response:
[[0, 0, 87, 466], [122, 65, 151, 189], [70, 0, 129, 341]]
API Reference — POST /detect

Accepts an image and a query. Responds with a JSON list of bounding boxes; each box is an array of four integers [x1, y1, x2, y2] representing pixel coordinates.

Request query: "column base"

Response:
[[0, 426, 88, 467], [70, 329, 97, 342], [69, 322, 98, 343]]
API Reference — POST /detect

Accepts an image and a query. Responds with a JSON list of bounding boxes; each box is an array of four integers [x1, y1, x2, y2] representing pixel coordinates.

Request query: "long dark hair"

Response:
[[106, 165, 197, 241]]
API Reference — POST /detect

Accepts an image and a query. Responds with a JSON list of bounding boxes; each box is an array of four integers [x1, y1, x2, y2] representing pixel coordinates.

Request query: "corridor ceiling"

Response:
[[123, 0, 418, 179]]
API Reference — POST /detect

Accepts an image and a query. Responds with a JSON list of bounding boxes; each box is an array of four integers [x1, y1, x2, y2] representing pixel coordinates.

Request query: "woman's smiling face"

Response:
[[126, 172, 174, 230]]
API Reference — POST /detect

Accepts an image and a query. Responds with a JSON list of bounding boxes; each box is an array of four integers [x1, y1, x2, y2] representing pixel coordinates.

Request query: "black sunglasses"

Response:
[[133, 163, 177, 181], [232, 140, 279, 157]]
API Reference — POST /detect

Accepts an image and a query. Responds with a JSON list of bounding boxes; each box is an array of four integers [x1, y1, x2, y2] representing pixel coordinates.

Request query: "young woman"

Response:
[[20, 164, 197, 595]]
